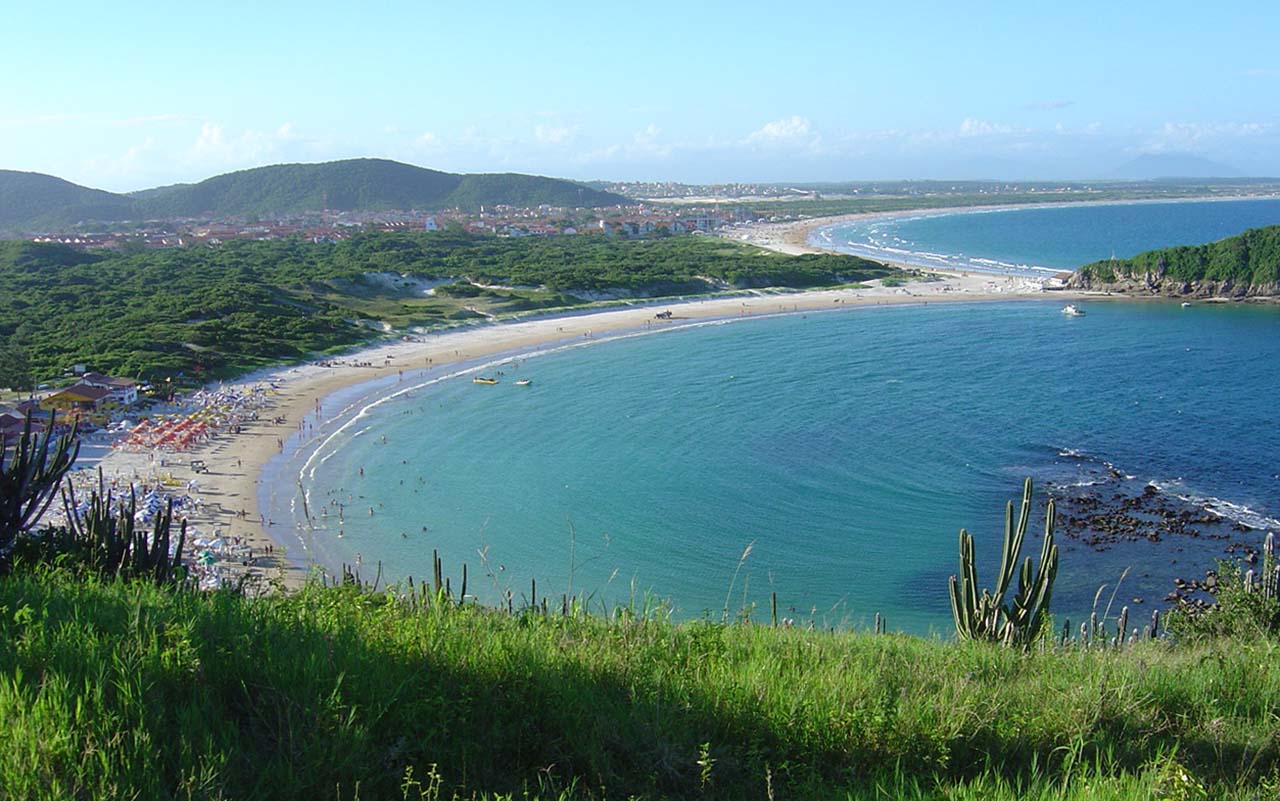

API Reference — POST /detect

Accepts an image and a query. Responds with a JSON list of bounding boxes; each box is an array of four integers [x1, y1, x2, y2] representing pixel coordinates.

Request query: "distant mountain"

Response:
[[1109, 153, 1241, 180], [0, 170, 136, 231], [1070, 224, 1280, 297], [0, 159, 627, 233]]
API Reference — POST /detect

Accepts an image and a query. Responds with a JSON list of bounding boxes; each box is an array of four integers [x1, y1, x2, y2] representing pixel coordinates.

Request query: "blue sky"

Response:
[[3, 0, 1278, 190]]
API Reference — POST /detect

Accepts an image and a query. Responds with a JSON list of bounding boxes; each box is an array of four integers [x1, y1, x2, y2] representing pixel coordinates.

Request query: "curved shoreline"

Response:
[[87, 275, 1076, 588], [263, 292, 1072, 586]]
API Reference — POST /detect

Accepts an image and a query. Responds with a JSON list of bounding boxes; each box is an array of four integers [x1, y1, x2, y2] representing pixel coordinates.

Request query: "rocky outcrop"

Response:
[[1066, 269, 1280, 298]]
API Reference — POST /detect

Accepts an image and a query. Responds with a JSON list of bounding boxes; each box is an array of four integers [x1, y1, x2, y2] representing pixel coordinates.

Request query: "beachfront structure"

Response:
[[39, 384, 115, 414], [77, 372, 139, 406], [0, 412, 35, 439], [36, 372, 139, 418]]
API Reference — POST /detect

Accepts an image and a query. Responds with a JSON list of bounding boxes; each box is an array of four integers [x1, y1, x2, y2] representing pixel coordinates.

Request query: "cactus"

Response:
[[949, 478, 1060, 649], [55, 474, 187, 584], [0, 411, 79, 560], [1262, 533, 1278, 601]]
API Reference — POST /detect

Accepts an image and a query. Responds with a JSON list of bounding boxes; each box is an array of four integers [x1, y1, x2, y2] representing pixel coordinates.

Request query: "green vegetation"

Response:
[[0, 160, 626, 232], [137, 160, 626, 218], [1, 568, 1277, 800], [0, 232, 895, 385], [949, 479, 1059, 648], [0, 412, 78, 554], [3, 434, 1278, 798], [1171, 534, 1280, 642], [1074, 225, 1280, 291]]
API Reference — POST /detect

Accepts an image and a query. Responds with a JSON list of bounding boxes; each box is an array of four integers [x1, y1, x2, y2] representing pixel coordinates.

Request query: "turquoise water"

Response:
[[815, 197, 1280, 274], [269, 301, 1280, 635]]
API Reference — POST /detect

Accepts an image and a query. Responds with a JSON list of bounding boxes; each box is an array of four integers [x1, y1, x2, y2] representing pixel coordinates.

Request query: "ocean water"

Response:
[[815, 197, 1280, 275], [269, 300, 1280, 635]]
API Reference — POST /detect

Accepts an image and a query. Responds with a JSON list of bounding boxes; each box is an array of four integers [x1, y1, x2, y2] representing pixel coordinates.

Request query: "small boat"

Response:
[[1061, 304, 1085, 317], [472, 377, 499, 385], [514, 379, 532, 387], [1181, 302, 1192, 308]]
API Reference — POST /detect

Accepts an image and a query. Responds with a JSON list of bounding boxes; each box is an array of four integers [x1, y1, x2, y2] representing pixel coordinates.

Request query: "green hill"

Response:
[[137, 158, 465, 217], [0, 160, 628, 232], [0, 170, 136, 231], [1071, 224, 1280, 297], [448, 172, 620, 209]]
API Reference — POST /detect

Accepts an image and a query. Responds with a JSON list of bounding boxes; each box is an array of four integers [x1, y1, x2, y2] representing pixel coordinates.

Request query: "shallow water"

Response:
[[269, 300, 1280, 635]]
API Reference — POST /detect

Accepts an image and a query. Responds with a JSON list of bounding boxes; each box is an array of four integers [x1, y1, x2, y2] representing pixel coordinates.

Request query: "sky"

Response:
[[3, 0, 1279, 191]]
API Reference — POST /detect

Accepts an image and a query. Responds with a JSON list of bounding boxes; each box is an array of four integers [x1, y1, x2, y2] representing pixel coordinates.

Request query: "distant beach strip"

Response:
[[804, 195, 1280, 277]]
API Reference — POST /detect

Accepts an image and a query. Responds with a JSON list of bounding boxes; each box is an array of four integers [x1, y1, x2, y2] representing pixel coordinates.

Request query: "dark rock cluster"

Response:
[[1046, 474, 1264, 607]]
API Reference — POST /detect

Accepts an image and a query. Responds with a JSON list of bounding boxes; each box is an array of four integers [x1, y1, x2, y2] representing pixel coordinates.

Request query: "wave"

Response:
[[1045, 444, 1277, 532], [1151, 480, 1280, 531]]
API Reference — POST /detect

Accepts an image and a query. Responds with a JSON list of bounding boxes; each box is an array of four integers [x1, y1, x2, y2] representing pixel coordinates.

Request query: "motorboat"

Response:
[[1061, 304, 1085, 316], [514, 379, 532, 387]]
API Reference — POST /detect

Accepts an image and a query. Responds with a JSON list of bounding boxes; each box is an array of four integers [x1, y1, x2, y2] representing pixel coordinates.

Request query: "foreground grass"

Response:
[[1, 570, 1278, 800]]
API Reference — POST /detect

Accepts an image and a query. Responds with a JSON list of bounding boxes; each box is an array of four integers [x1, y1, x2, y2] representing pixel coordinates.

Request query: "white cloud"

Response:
[[185, 121, 317, 169], [1142, 121, 1274, 153], [534, 123, 578, 145], [958, 118, 1018, 137], [635, 123, 661, 145], [747, 115, 813, 143]]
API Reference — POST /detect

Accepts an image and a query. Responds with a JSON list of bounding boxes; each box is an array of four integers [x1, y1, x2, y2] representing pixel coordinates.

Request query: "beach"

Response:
[[88, 251, 1076, 588]]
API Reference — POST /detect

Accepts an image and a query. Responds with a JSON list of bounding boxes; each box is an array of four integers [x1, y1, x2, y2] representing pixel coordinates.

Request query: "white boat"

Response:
[[1061, 304, 1085, 316], [1181, 302, 1192, 308], [514, 379, 532, 387]]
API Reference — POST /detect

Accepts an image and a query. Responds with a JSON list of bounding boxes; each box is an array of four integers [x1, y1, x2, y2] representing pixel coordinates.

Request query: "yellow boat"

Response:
[[472, 377, 499, 385]]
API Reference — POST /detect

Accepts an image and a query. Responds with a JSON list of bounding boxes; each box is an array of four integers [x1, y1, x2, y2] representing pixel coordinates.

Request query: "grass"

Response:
[[2, 568, 1279, 799]]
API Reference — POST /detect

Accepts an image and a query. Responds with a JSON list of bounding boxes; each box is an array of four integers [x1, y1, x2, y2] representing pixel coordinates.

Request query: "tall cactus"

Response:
[[0, 411, 79, 559], [949, 478, 1059, 649], [58, 477, 187, 584]]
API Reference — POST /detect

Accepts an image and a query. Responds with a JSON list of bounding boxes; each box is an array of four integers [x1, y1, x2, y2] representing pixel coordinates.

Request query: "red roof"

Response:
[[49, 385, 114, 402]]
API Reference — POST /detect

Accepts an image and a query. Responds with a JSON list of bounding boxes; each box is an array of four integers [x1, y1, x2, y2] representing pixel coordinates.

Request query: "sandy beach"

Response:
[[88, 236, 1083, 588]]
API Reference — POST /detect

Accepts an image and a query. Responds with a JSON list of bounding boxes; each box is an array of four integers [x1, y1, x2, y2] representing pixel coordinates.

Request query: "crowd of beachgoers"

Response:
[[54, 383, 284, 591]]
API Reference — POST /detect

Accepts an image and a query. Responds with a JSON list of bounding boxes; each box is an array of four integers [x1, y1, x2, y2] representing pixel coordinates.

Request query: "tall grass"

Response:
[[1, 568, 1278, 799]]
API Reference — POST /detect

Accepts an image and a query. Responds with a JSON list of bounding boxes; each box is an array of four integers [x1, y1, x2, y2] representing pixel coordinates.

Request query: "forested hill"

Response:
[[1070, 225, 1280, 297], [0, 159, 627, 232], [134, 159, 626, 217], [0, 170, 136, 231]]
